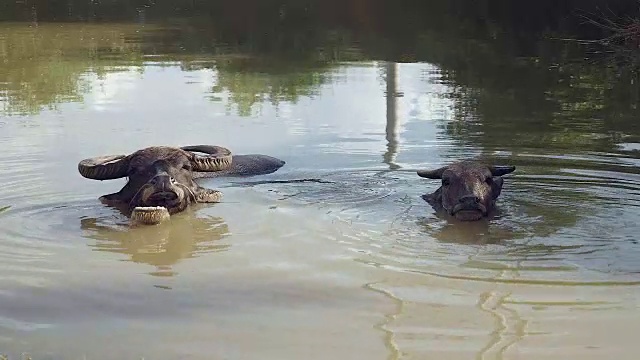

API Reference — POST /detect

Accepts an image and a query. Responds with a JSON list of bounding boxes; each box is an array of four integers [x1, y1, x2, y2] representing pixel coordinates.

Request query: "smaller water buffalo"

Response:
[[78, 145, 285, 221], [417, 161, 516, 221]]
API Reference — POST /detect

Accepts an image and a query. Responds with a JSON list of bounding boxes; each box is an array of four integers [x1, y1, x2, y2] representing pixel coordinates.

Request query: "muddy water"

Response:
[[1, 20, 640, 359]]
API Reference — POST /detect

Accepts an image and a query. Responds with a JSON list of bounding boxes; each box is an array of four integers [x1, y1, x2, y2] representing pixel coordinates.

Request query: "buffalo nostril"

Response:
[[459, 195, 480, 204], [164, 193, 178, 200], [149, 192, 178, 201]]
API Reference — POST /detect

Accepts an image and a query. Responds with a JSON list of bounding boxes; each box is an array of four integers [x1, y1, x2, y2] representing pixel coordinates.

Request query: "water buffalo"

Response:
[[417, 161, 516, 221], [78, 145, 285, 222]]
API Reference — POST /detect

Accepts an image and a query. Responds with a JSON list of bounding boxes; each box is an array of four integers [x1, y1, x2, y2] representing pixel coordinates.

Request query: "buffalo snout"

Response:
[[135, 170, 190, 211]]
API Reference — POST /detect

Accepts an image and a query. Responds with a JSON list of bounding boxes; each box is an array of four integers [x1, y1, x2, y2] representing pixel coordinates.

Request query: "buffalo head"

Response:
[[78, 145, 232, 217], [417, 161, 516, 221]]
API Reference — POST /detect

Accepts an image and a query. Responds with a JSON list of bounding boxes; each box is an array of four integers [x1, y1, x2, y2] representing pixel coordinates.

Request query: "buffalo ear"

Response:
[[417, 166, 447, 179], [489, 165, 516, 177], [490, 177, 505, 200], [421, 187, 442, 207]]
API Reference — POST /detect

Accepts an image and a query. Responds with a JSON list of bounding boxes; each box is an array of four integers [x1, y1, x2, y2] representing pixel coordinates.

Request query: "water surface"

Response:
[[1, 11, 640, 360]]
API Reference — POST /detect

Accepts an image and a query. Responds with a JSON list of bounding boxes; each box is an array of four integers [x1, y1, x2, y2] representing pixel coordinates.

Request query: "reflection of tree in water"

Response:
[[3, 0, 638, 121], [81, 213, 231, 277], [0, 1, 366, 117], [204, 58, 341, 117], [0, 23, 148, 115], [403, 4, 640, 155], [187, 7, 365, 117]]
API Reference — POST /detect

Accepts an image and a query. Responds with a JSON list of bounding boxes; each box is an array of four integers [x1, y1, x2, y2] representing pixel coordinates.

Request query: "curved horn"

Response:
[[488, 165, 516, 177], [181, 145, 233, 172], [417, 166, 447, 179], [78, 154, 130, 180]]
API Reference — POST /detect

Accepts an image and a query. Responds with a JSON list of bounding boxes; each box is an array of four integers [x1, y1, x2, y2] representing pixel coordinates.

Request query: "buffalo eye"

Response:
[[442, 178, 450, 186], [183, 163, 193, 171], [485, 176, 493, 185]]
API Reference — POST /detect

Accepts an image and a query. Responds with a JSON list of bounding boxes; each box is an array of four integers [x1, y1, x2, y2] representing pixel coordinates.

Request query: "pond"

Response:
[[1, 5, 640, 359]]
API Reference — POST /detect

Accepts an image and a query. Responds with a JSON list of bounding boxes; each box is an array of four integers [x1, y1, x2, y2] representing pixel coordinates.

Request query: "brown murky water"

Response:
[[1, 8, 640, 360]]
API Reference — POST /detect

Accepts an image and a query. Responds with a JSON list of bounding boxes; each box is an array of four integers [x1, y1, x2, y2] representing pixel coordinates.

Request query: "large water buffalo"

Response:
[[78, 145, 285, 222], [417, 161, 516, 221]]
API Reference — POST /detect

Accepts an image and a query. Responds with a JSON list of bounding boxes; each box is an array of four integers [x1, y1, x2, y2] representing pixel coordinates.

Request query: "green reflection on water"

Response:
[[1, 1, 638, 138], [0, 23, 147, 115]]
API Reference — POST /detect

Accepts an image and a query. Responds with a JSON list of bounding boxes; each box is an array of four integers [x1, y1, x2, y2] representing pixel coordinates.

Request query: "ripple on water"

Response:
[[231, 169, 402, 209], [0, 199, 233, 285], [0, 204, 81, 290], [266, 155, 640, 286], [0, 155, 57, 203], [81, 207, 232, 276]]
